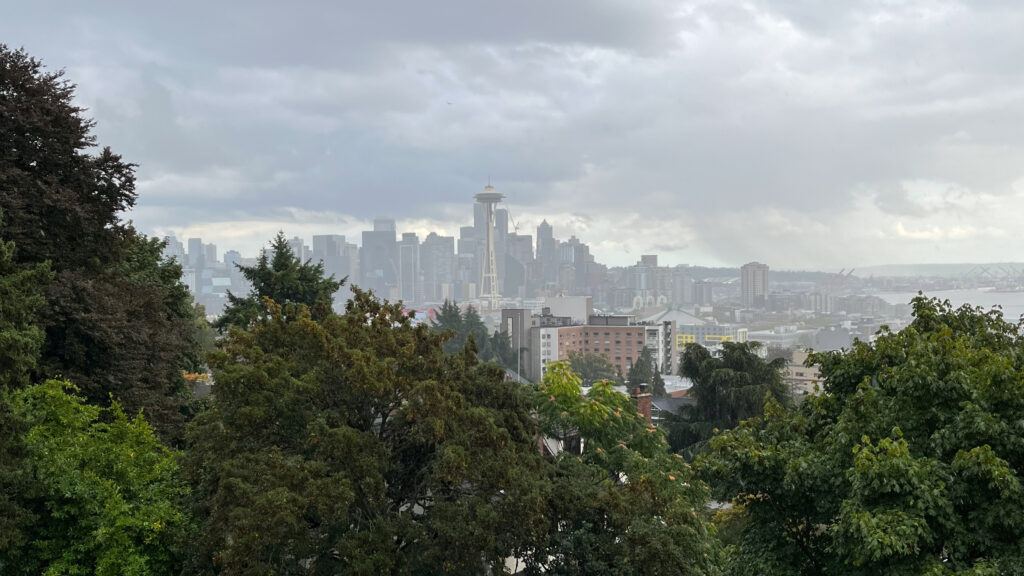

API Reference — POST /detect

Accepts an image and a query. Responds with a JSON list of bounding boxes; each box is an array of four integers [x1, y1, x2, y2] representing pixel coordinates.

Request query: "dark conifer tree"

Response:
[[215, 231, 342, 332]]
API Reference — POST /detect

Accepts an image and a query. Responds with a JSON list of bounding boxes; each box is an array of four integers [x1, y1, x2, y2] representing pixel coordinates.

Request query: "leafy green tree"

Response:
[[0, 380, 191, 576], [568, 350, 621, 386], [0, 210, 51, 387], [184, 303, 217, 373], [700, 297, 1024, 575], [215, 231, 342, 332], [1, 46, 199, 440], [189, 289, 550, 575], [666, 341, 789, 456], [523, 362, 720, 575]]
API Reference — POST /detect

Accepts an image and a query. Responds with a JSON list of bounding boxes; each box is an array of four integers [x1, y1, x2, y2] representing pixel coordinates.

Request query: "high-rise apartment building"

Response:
[[741, 261, 770, 308]]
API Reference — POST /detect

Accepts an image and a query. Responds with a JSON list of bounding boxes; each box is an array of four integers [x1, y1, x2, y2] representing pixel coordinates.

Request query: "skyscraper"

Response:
[[420, 232, 456, 302], [187, 237, 203, 269], [398, 232, 420, 304], [360, 219, 398, 297], [536, 219, 556, 285], [741, 261, 769, 308]]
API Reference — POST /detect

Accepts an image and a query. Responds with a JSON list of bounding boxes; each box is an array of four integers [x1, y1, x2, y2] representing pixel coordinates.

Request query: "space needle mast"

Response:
[[475, 184, 504, 310]]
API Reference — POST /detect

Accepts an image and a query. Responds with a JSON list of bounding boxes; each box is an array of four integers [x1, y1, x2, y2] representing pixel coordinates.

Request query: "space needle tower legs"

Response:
[[475, 185, 504, 311]]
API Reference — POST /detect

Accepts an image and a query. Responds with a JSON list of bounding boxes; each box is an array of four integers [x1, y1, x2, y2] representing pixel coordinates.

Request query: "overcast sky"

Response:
[[5, 0, 1024, 269]]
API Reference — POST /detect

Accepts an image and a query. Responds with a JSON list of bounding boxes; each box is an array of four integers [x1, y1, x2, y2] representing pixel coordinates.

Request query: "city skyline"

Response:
[[6, 2, 1024, 269]]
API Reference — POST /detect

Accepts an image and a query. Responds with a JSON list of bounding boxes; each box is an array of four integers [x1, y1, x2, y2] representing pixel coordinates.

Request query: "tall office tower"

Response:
[[421, 232, 456, 302], [374, 218, 396, 232], [505, 233, 534, 297], [741, 261, 770, 308], [456, 225, 480, 297], [536, 219, 557, 284], [343, 241, 360, 280], [494, 207, 509, 293], [360, 219, 398, 296], [163, 235, 185, 263], [223, 250, 242, 270], [187, 237, 203, 268], [474, 185, 504, 310], [398, 232, 420, 304], [312, 234, 345, 279], [204, 243, 218, 266], [287, 236, 310, 263]]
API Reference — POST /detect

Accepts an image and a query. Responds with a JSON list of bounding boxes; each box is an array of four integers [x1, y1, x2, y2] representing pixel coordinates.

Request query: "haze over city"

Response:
[[5, 1, 1024, 269]]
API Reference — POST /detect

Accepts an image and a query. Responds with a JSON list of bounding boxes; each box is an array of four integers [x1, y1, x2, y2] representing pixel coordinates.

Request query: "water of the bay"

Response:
[[876, 289, 1024, 322]]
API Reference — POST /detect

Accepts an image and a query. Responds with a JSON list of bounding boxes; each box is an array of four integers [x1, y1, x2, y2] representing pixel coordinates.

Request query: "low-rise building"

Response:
[[783, 349, 823, 395]]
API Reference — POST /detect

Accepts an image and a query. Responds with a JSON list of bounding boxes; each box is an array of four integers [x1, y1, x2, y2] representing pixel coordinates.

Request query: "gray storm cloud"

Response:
[[4, 0, 1024, 268]]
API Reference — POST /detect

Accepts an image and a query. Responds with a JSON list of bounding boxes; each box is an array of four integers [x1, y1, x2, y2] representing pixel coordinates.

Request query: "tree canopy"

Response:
[[0, 380, 190, 576], [568, 350, 621, 386], [0, 210, 51, 387], [1, 45, 200, 440], [215, 231, 343, 332], [524, 362, 720, 575], [430, 299, 515, 368], [189, 290, 550, 575], [699, 297, 1024, 574], [666, 341, 790, 457], [627, 347, 667, 397]]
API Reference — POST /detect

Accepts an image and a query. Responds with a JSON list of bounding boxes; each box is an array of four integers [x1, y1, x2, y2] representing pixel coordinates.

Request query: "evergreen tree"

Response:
[[189, 289, 550, 575], [216, 231, 342, 332], [432, 299, 465, 355], [652, 368, 667, 398], [429, 300, 516, 369], [626, 347, 655, 389]]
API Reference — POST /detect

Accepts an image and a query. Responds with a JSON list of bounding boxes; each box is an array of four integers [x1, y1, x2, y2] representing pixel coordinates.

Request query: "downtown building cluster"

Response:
[[165, 186, 912, 384]]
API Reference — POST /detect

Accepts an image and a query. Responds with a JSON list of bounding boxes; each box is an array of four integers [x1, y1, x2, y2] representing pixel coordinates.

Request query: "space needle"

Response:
[[475, 184, 504, 310]]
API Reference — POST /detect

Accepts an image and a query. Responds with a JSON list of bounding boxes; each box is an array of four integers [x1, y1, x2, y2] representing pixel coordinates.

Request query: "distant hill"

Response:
[[853, 262, 1024, 278]]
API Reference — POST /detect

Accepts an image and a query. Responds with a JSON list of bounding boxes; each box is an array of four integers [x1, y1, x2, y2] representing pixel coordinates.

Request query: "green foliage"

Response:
[[0, 380, 190, 576], [627, 347, 658, 392], [430, 299, 515, 369], [568, 349, 622, 386], [666, 341, 790, 457], [1, 45, 200, 440], [184, 303, 217, 373], [700, 297, 1024, 575], [216, 232, 342, 332], [524, 362, 720, 575], [189, 289, 550, 575], [0, 211, 52, 387]]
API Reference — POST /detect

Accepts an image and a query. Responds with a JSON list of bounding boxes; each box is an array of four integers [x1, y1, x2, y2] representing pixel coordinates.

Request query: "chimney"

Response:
[[630, 383, 653, 424]]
